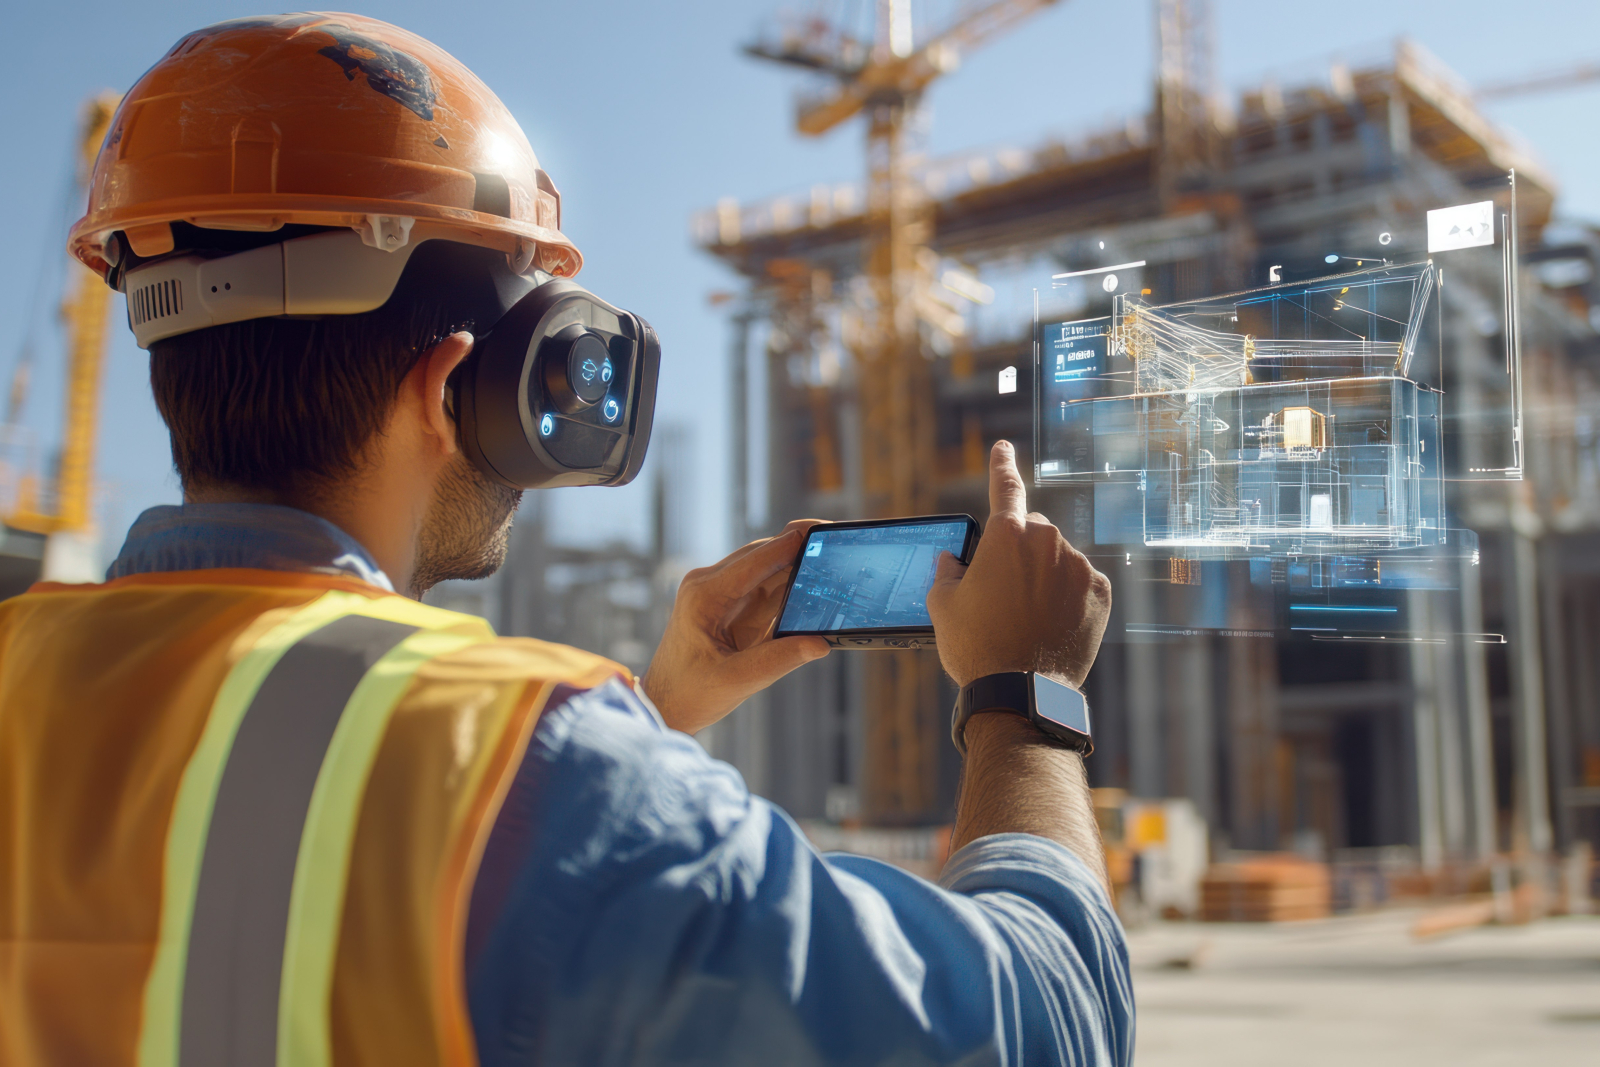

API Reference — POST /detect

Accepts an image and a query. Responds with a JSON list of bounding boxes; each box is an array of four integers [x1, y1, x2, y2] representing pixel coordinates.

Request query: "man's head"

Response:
[[153, 296, 521, 596], [149, 285, 449, 499], [71, 14, 659, 596]]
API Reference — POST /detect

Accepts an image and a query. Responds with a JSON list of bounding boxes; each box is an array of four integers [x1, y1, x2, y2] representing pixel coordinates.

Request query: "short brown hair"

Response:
[[149, 299, 452, 494]]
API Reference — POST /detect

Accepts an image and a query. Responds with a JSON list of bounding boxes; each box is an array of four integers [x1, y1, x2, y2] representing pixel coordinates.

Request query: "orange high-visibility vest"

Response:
[[0, 569, 629, 1066]]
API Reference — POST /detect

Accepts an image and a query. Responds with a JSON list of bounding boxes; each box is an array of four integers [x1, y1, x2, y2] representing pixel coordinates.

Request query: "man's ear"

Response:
[[413, 331, 475, 455]]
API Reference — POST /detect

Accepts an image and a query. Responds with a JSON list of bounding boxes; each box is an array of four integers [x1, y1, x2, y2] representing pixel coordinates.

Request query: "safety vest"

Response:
[[0, 569, 629, 1065]]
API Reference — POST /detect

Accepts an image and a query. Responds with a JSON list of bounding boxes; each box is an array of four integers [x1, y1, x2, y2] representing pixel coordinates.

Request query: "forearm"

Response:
[[950, 713, 1108, 891], [503, 687, 1132, 1065]]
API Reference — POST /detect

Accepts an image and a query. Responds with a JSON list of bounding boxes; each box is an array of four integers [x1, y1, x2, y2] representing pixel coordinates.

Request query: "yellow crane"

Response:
[[5, 93, 120, 581], [750, 0, 1058, 519], [749, 0, 1060, 820], [1478, 60, 1600, 100]]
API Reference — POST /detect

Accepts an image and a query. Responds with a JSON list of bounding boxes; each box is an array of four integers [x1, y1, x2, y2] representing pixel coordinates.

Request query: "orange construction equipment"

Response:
[[68, 12, 580, 282]]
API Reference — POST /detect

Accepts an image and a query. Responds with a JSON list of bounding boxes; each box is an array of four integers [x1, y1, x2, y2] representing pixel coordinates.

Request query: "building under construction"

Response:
[[695, 0, 1600, 884]]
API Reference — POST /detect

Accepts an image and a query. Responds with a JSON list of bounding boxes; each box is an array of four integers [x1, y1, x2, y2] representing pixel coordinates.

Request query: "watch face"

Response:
[[1031, 674, 1091, 737]]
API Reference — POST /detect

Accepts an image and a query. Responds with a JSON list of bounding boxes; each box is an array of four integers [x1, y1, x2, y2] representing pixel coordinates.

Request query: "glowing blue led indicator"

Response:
[[539, 412, 555, 437], [602, 398, 621, 423], [1288, 604, 1398, 613], [600, 358, 614, 384], [580, 357, 599, 384]]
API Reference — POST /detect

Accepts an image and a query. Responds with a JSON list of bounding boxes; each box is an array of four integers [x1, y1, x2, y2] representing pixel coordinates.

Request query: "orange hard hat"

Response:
[[68, 12, 580, 281]]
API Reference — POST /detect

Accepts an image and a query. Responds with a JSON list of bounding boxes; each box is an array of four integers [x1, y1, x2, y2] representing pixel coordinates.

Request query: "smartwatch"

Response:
[[951, 672, 1093, 757]]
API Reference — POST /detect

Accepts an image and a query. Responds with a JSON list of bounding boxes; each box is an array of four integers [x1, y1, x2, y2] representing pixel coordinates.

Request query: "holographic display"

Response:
[[1033, 178, 1525, 639]]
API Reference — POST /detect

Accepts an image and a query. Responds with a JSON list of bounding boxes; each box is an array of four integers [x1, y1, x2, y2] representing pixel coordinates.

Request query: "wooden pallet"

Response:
[[1201, 855, 1331, 922]]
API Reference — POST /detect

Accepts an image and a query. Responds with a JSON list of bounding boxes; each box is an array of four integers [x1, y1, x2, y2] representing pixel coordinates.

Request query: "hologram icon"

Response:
[[1427, 201, 1494, 253]]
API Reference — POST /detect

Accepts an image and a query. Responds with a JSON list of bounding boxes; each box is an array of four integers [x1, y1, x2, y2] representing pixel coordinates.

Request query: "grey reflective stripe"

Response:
[[179, 614, 419, 1067]]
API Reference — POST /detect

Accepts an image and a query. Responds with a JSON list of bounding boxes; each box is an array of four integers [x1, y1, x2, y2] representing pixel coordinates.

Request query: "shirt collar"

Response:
[[106, 503, 395, 592]]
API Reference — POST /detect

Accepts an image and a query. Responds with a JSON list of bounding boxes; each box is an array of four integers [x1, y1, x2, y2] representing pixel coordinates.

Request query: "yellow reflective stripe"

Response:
[[138, 591, 383, 1067], [140, 590, 495, 1067], [325, 594, 498, 638], [276, 627, 488, 1067]]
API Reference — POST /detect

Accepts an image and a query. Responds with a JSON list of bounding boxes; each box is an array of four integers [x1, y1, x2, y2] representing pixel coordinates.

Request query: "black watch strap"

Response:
[[951, 671, 1093, 757]]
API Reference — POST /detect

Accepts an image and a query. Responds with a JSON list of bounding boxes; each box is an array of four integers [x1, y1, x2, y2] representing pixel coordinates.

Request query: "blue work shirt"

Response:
[[112, 504, 1134, 1066]]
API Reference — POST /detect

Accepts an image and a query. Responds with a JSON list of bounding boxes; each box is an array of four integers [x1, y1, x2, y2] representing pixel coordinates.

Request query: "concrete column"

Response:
[[728, 310, 753, 547], [1386, 89, 1411, 166], [710, 687, 772, 799], [1126, 561, 1165, 798], [496, 497, 548, 639], [1226, 596, 1280, 849], [1373, 707, 1410, 846], [1408, 591, 1445, 872], [704, 307, 772, 789], [768, 656, 837, 819], [1506, 529, 1554, 862], [1540, 537, 1576, 849], [1459, 551, 1499, 859], [1433, 625, 1471, 860], [1089, 639, 1128, 790], [1177, 636, 1216, 823]]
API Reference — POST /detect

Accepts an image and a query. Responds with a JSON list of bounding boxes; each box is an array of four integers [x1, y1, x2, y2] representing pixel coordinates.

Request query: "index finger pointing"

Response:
[[988, 440, 1028, 525]]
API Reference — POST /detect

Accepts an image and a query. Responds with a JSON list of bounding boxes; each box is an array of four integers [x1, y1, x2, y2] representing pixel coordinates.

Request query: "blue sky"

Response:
[[3, 0, 1597, 566]]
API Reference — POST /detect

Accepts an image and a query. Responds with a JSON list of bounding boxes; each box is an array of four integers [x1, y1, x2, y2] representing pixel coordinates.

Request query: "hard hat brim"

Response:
[[72, 197, 581, 281]]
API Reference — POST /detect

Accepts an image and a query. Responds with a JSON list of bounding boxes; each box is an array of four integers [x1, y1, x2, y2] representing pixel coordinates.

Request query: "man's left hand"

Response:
[[643, 520, 831, 734]]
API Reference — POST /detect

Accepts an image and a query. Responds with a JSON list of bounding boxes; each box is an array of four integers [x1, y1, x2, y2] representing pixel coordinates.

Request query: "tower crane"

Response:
[[1478, 60, 1600, 101], [3, 93, 120, 584], [748, 0, 1061, 820]]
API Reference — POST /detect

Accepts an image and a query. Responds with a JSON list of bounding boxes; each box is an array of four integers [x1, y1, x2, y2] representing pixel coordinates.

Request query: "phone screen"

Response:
[[776, 517, 975, 635]]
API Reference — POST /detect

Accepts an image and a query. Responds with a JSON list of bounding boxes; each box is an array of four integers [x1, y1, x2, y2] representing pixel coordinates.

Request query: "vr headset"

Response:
[[117, 224, 659, 489]]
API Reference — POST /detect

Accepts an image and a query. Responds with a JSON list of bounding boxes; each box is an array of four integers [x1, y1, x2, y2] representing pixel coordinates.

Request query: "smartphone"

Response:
[[773, 514, 980, 649]]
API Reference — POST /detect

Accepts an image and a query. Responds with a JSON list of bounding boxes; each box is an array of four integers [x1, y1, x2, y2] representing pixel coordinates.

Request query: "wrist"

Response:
[[948, 660, 1030, 689], [963, 710, 1085, 759], [953, 671, 1093, 756], [949, 661, 1084, 690], [962, 710, 1041, 749]]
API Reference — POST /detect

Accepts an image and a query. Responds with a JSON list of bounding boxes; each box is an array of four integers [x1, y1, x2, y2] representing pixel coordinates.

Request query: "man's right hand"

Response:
[[927, 440, 1111, 689]]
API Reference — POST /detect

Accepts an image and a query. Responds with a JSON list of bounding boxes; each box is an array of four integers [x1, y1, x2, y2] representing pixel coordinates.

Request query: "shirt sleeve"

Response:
[[464, 678, 1134, 1067]]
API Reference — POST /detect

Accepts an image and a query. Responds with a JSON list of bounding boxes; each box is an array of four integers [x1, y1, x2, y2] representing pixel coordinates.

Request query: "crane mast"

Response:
[[6, 93, 120, 580], [750, 0, 1059, 820]]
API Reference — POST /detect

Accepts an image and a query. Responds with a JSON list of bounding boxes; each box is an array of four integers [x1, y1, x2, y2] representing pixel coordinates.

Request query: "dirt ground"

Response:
[[1126, 911, 1600, 1066]]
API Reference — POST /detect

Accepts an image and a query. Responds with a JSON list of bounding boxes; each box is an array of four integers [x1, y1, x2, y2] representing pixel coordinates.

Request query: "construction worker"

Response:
[[0, 13, 1130, 1066]]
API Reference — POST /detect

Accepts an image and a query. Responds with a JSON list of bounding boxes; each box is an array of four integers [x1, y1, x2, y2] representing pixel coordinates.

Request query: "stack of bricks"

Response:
[[1201, 854, 1331, 922]]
